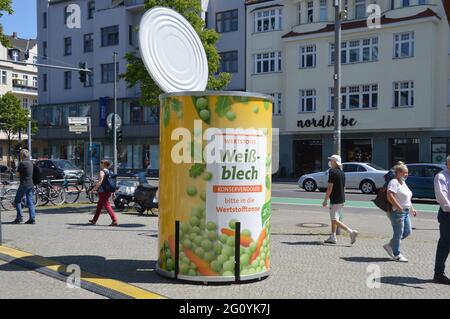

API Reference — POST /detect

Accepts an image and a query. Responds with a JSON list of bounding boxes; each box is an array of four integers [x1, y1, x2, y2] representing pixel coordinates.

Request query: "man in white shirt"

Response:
[[433, 155, 450, 285]]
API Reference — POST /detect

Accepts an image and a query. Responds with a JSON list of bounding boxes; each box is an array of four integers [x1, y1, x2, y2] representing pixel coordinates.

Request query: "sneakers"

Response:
[[109, 221, 119, 227], [11, 219, 23, 224], [24, 219, 35, 225], [393, 254, 408, 263], [350, 230, 358, 245], [383, 243, 394, 259], [433, 274, 450, 285], [324, 235, 337, 244]]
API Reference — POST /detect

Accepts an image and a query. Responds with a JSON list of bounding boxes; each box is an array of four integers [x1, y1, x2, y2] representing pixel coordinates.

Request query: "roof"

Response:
[[282, 8, 440, 39], [245, 0, 274, 5], [6, 36, 37, 51]]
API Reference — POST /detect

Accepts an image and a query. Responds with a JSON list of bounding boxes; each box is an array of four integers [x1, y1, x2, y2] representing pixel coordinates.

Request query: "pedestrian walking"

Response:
[[322, 154, 358, 245], [433, 155, 450, 285], [89, 160, 119, 226], [384, 161, 417, 262], [12, 149, 36, 224]]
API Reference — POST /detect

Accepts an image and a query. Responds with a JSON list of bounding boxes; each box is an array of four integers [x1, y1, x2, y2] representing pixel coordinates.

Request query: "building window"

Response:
[[319, 0, 327, 22], [390, 0, 395, 9], [64, 37, 72, 56], [330, 37, 378, 64], [22, 75, 29, 86], [297, 4, 302, 24], [101, 25, 119, 47], [43, 41, 47, 59], [219, 51, 238, 73], [22, 98, 28, 108], [253, 51, 282, 74], [64, 71, 72, 89], [299, 89, 316, 113], [129, 25, 133, 46], [84, 68, 94, 87], [216, 9, 238, 33], [418, 0, 427, 4], [43, 12, 47, 29], [43, 74, 47, 92], [402, 0, 410, 7], [270, 93, 282, 115], [394, 31, 414, 58], [254, 9, 282, 32], [300, 45, 316, 68], [1, 70, 7, 85], [355, 0, 366, 19], [33, 76, 38, 88], [343, 0, 348, 20], [390, 138, 419, 165], [393, 81, 414, 108], [9, 49, 19, 61], [33, 56, 38, 64], [330, 84, 378, 110], [101, 63, 118, 83], [431, 138, 450, 164], [88, 1, 95, 20], [84, 33, 94, 53], [307, 1, 314, 23]]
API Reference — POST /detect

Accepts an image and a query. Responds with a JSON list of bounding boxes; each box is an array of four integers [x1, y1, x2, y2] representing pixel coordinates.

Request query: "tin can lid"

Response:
[[139, 7, 208, 93]]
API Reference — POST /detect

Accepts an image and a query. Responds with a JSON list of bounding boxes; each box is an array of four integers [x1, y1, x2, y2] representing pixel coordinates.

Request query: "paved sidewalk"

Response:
[[0, 201, 449, 299]]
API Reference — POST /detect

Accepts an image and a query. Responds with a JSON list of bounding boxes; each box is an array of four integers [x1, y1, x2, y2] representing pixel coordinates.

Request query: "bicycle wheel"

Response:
[[64, 185, 81, 204], [87, 186, 98, 203], [35, 185, 49, 206], [0, 188, 17, 211], [50, 185, 66, 206]]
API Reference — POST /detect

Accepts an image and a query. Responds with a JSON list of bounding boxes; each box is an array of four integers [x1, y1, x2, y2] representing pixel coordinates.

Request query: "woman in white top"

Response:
[[384, 161, 417, 262]]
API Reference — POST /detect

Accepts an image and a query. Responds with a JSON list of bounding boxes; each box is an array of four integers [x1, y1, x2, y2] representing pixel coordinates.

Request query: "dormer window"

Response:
[[10, 49, 20, 61]]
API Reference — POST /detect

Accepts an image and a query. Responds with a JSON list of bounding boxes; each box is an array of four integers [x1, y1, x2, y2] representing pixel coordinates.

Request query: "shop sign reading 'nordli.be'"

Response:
[[297, 115, 357, 129]]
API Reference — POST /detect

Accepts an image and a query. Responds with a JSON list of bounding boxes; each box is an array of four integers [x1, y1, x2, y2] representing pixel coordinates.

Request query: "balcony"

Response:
[[12, 79, 38, 95]]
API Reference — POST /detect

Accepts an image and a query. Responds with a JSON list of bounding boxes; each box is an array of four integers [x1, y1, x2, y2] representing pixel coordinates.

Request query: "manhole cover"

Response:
[[296, 222, 328, 228]]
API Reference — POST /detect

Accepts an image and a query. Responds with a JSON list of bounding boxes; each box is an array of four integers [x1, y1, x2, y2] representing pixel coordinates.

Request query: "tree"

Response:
[[0, 0, 13, 47], [0, 93, 37, 165], [122, 0, 232, 107]]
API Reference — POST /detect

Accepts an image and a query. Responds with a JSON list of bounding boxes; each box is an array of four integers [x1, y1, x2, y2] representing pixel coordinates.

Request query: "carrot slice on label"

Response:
[[251, 228, 267, 262], [220, 228, 253, 247]]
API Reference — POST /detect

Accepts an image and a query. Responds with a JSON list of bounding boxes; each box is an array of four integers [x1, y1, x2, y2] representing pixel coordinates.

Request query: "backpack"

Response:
[[372, 170, 394, 212], [102, 169, 118, 192], [32, 164, 42, 185]]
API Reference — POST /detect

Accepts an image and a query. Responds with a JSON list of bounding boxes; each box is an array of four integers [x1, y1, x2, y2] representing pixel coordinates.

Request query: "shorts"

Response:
[[329, 204, 344, 221]]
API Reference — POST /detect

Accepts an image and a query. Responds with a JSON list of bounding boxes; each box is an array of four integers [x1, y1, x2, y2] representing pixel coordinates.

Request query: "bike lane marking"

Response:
[[272, 197, 439, 213], [0, 245, 167, 299]]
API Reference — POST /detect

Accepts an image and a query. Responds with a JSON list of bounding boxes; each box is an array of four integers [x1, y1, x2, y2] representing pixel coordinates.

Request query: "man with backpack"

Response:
[[12, 149, 37, 224], [89, 159, 119, 226]]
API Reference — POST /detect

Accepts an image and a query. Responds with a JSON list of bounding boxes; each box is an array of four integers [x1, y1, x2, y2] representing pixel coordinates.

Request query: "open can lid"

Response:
[[139, 7, 209, 93]]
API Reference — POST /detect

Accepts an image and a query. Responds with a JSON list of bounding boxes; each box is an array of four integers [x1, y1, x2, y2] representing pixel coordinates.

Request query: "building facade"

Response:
[[0, 33, 39, 165], [34, 0, 160, 174], [207, 0, 246, 91], [246, 0, 450, 177]]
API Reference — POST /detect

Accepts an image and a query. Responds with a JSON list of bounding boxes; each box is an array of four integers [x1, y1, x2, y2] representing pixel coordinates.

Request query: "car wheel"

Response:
[[360, 180, 376, 194], [303, 179, 317, 192]]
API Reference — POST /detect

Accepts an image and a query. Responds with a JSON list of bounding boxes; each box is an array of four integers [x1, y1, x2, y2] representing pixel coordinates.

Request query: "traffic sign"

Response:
[[107, 113, 122, 130], [68, 117, 88, 125], [69, 124, 88, 133]]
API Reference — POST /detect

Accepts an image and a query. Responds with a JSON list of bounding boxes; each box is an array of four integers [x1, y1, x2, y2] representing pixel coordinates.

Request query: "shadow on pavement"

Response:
[[33, 206, 96, 215], [341, 257, 392, 263], [66, 223, 147, 229], [280, 241, 323, 246], [380, 276, 433, 289], [0, 254, 174, 285], [272, 232, 328, 236]]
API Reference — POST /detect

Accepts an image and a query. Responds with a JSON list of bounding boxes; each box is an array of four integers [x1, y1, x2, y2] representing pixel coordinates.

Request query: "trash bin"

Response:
[[156, 91, 273, 282]]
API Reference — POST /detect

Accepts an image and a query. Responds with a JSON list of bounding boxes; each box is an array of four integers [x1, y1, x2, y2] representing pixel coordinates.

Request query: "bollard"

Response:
[[0, 211, 2, 245], [234, 222, 241, 283], [175, 220, 180, 279]]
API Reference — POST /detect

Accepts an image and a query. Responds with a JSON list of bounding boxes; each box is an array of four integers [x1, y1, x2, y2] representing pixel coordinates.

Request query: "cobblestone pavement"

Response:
[[0, 196, 448, 299]]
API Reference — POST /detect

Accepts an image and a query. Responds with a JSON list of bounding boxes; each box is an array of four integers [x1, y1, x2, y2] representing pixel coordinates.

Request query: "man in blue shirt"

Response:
[[433, 155, 450, 285]]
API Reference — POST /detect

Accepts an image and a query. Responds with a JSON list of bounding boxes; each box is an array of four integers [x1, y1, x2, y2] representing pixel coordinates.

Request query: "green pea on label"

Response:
[[186, 185, 197, 197], [196, 97, 208, 110]]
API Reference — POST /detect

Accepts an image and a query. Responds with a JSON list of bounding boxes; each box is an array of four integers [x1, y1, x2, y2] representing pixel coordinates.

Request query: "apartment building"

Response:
[[246, 0, 450, 177], [0, 33, 39, 165]]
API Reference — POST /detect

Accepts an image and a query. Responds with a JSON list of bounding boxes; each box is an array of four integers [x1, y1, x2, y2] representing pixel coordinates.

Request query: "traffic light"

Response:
[[117, 129, 123, 145], [79, 62, 87, 83]]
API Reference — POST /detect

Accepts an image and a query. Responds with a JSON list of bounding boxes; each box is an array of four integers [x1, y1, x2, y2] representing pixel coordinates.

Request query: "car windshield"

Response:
[[365, 163, 385, 171], [55, 160, 78, 170]]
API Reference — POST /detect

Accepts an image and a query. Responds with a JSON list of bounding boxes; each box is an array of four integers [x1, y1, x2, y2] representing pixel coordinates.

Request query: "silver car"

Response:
[[298, 162, 388, 194]]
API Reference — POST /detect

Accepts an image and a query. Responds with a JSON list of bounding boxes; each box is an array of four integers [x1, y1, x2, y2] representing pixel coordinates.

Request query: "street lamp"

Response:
[[333, 0, 343, 156], [27, 106, 32, 160]]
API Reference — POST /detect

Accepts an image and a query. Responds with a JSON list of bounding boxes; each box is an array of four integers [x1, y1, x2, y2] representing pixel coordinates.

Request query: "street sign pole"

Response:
[[113, 52, 118, 174], [333, 0, 342, 156], [27, 105, 32, 159], [89, 117, 94, 180]]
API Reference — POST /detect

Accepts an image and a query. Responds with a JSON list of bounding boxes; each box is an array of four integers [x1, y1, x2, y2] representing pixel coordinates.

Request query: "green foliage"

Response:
[[122, 0, 231, 108], [0, 0, 13, 47]]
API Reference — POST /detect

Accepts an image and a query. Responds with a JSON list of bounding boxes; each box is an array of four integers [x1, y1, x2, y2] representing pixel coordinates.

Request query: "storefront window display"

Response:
[[342, 139, 372, 163], [431, 138, 449, 164], [122, 101, 159, 125], [293, 139, 322, 177], [390, 138, 419, 166]]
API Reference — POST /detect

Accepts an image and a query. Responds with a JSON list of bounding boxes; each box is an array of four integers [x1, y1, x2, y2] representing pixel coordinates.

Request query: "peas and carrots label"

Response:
[[158, 94, 272, 280]]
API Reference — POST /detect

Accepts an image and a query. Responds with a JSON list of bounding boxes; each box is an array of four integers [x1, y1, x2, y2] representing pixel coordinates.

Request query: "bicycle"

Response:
[[0, 181, 19, 211], [78, 175, 98, 204], [34, 180, 66, 206], [62, 177, 83, 204]]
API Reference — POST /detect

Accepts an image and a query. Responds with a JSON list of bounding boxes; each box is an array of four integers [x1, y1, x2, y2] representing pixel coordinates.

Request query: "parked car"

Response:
[[35, 159, 84, 181], [403, 163, 446, 199], [298, 162, 388, 194], [0, 165, 13, 180]]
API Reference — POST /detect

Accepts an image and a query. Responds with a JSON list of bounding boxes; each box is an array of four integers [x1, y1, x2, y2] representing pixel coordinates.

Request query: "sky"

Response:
[[2, 0, 36, 39]]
